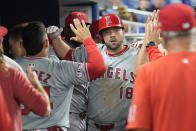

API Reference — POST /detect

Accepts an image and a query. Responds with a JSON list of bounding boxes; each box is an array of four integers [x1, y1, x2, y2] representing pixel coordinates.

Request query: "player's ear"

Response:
[[44, 36, 49, 48], [19, 39, 23, 48]]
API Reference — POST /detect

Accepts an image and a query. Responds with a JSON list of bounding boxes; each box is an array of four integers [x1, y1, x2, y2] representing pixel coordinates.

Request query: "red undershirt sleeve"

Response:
[[63, 48, 74, 61], [146, 46, 165, 62], [83, 37, 106, 81]]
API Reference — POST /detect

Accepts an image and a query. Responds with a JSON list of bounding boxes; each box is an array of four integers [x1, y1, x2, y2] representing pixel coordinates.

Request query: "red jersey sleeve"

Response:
[[10, 67, 48, 116], [83, 37, 106, 81], [146, 46, 165, 62], [0, 88, 11, 131], [126, 67, 152, 130]]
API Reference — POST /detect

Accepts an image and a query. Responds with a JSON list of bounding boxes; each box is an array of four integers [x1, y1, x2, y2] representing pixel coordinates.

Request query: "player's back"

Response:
[[15, 55, 89, 130], [145, 51, 196, 131]]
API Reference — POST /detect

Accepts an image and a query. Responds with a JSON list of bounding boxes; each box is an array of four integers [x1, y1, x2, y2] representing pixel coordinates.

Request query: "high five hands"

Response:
[[144, 10, 162, 45], [70, 19, 91, 43]]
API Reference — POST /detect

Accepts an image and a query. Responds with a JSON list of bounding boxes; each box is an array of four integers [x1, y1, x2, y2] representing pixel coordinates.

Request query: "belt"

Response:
[[47, 126, 63, 131], [23, 126, 63, 131], [95, 123, 114, 131], [70, 112, 86, 120], [88, 119, 127, 131]]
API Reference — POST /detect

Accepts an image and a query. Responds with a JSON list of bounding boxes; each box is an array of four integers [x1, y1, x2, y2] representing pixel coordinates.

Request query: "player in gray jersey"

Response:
[[8, 23, 57, 61], [50, 14, 144, 131], [15, 20, 106, 131], [47, 12, 91, 131]]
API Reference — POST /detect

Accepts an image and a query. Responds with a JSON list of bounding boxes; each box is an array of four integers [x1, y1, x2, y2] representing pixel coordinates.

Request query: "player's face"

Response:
[[102, 27, 125, 52], [8, 38, 23, 59]]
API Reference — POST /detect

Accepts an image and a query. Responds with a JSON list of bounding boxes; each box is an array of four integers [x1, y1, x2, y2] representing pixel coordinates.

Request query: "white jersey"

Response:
[[48, 46, 57, 56], [3, 55, 25, 74], [73, 43, 139, 123], [15, 55, 89, 130]]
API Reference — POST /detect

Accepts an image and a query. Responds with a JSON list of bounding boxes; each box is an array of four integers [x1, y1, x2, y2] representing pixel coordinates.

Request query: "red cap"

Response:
[[0, 26, 8, 39], [89, 19, 99, 35], [99, 14, 124, 32], [65, 12, 89, 27], [156, 4, 195, 31]]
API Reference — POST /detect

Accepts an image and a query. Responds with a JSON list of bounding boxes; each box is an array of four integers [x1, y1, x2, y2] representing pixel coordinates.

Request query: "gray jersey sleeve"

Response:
[[72, 44, 104, 63], [72, 45, 88, 62], [52, 60, 90, 86]]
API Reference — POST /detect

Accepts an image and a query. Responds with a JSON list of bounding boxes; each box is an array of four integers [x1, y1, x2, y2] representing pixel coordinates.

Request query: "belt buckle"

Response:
[[95, 123, 114, 131], [79, 112, 86, 120]]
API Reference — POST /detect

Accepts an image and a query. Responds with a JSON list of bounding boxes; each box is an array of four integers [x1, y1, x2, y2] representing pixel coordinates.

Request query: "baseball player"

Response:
[[0, 25, 51, 131], [8, 23, 57, 60], [0, 25, 25, 73], [50, 14, 143, 131], [15, 20, 106, 131], [8, 23, 27, 59], [47, 12, 92, 131], [127, 4, 196, 131]]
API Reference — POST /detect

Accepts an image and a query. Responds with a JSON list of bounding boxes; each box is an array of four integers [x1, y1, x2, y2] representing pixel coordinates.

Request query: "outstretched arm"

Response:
[[47, 27, 71, 60], [134, 10, 161, 76], [70, 19, 106, 80]]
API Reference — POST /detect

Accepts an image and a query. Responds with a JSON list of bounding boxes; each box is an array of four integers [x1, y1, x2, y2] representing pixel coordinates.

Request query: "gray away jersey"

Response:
[[15, 55, 89, 130], [73, 43, 139, 123], [69, 45, 89, 113]]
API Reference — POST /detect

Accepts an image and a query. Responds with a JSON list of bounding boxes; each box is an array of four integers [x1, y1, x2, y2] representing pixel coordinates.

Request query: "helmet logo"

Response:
[[105, 16, 112, 25]]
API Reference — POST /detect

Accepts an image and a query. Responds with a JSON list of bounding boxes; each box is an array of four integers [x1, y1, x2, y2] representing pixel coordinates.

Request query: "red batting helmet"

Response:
[[65, 12, 90, 27], [98, 14, 124, 33], [89, 19, 99, 36]]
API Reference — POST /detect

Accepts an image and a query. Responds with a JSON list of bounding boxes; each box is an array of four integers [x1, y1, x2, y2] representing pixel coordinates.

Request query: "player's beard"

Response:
[[105, 39, 123, 53]]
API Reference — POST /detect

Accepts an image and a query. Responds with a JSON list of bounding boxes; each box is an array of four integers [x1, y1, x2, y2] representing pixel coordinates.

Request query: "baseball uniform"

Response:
[[66, 45, 89, 131], [127, 52, 196, 131], [15, 55, 89, 131], [71, 42, 141, 131]]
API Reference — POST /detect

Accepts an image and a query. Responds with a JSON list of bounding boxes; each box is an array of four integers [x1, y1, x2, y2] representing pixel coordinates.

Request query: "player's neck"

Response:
[[166, 37, 192, 53], [27, 49, 48, 58]]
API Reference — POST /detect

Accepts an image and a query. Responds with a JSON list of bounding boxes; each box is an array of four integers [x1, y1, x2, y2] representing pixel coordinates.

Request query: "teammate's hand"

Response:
[[26, 65, 39, 88], [70, 19, 91, 43], [144, 10, 161, 45], [46, 26, 63, 40]]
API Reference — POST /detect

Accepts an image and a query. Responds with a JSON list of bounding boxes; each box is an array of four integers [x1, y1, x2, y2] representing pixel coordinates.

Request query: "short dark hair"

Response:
[[22, 21, 46, 56], [8, 24, 25, 42]]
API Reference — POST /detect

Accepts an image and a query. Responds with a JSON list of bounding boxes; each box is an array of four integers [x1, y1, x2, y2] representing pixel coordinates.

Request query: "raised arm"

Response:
[[47, 26, 71, 60], [134, 10, 161, 76], [70, 19, 106, 80]]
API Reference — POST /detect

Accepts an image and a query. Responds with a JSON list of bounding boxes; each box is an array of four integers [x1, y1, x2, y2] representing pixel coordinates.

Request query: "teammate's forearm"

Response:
[[83, 37, 106, 80], [134, 43, 148, 76], [52, 37, 71, 59], [32, 81, 51, 116]]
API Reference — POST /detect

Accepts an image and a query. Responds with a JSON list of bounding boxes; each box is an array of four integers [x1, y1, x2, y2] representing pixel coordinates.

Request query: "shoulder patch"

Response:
[[76, 63, 83, 78]]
